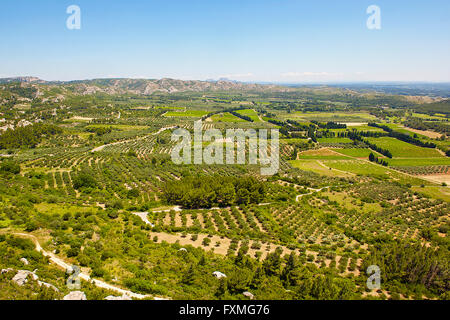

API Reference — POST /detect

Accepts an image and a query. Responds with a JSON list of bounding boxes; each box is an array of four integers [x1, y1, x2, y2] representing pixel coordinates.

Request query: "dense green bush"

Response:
[[163, 175, 265, 209], [72, 171, 98, 190], [0, 160, 21, 174]]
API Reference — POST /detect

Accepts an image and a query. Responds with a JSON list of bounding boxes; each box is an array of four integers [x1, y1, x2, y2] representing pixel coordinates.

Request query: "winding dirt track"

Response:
[[295, 186, 331, 202], [5, 232, 167, 300], [138, 185, 330, 224]]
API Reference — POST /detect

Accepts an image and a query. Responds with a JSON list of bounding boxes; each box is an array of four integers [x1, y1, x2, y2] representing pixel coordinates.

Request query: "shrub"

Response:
[[0, 161, 21, 174], [66, 247, 80, 257], [202, 237, 211, 247], [127, 188, 140, 198], [72, 172, 97, 190], [107, 210, 119, 219]]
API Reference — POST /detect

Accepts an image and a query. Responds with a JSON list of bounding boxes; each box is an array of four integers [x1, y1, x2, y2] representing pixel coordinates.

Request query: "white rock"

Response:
[[17, 119, 33, 128], [104, 295, 132, 300], [212, 271, 227, 279], [12, 270, 38, 286], [0, 124, 14, 132], [1, 268, 13, 274], [63, 291, 87, 300], [20, 258, 29, 265], [243, 291, 254, 300]]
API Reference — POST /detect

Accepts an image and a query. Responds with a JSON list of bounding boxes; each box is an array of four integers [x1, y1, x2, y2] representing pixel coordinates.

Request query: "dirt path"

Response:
[[135, 184, 329, 224], [152, 206, 182, 213], [417, 174, 450, 186], [358, 157, 441, 186], [316, 160, 356, 176], [253, 109, 265, 123], [399, 125, 443, 139], [4, 232, 166, 300], [131, 212, 155, 227], [152, 125, 177, 136], [296, 186, 330, 202]]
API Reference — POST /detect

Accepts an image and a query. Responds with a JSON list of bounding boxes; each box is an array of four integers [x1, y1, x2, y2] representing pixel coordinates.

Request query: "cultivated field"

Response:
[[0, 81, 448, 301]]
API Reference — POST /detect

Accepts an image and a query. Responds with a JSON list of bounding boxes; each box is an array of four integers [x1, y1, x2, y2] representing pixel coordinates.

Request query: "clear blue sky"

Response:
[[1, 0, 449, 82]]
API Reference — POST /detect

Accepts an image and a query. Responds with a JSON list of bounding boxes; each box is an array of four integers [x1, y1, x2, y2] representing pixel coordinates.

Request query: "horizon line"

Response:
[[2, 75, 450, 86]]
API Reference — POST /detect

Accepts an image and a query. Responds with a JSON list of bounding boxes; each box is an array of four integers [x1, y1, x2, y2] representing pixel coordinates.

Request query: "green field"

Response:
[[298, 154, 351, 160], [318, 137, 353, 144], [164, 110, 210, 117], [334, 148, 377, 158], [211, 112, 246, 122], [235, 109, 261, 122], [288, 111, 376, 123], [411, 186, 450, 202], [322, 159, 433, 186], [290, 156, 431, 186], [330, 125, 385, 132], [382, 123, 430, 138], [289, 159, 353, 177], [366, 137, 444, 158], [412, 112, 447, 121]]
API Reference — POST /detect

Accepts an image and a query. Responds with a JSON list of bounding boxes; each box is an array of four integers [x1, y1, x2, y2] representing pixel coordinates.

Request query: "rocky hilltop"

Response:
[[0, 77, 286, 96], [0, 77, 44, 84]]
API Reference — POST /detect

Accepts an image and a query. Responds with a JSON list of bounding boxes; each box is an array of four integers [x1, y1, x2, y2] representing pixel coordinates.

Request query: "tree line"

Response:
[[0, 123, 62, 149], [85, 126, 113, 136], [363, 241, 449, 298], [311, 120, 346, 129], [163, 175, 266, 209], [369, 152, 388, 166], [368, 123, 437, 148], [348, 131, 393, 158], [404, 118, 449, 135], [229, 110, 254, 122]]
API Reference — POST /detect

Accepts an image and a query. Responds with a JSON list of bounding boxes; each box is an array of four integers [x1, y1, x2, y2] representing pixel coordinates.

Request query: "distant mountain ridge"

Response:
[[0, 77, 45, 84], [0, 77, 284, 95], [2, 77, 449, 98]]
